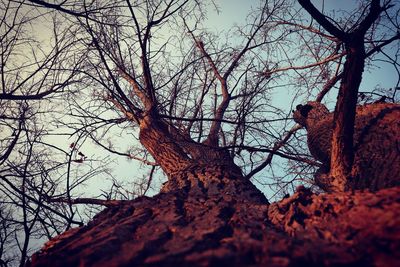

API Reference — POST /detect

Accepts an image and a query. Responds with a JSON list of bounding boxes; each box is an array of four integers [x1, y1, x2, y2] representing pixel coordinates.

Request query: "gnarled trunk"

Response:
[[29, 175, 400, 267]]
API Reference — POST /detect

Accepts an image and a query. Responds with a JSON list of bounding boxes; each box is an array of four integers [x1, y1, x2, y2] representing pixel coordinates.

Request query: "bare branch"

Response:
[[246, 125, 302, 179], [297, 0, 346, 40], [48, 197, 124, 207], [265, 52, 345, 76]]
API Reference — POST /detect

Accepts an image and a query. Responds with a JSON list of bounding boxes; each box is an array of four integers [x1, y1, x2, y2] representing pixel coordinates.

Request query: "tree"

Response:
[[1, 0, 399, 266], [0, 2, 108, 266]]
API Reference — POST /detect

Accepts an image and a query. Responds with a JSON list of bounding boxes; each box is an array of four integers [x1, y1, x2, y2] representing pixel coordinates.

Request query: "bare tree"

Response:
[[0, 0, 399, 266], [0, 2, 111, 266]]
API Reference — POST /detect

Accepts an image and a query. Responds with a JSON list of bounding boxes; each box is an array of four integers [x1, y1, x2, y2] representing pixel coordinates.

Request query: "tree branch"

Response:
[[297, 0, 346, 40], [246, 125, 302, 179], [265, 52, 345, 76], [48, 197, 124, 207]]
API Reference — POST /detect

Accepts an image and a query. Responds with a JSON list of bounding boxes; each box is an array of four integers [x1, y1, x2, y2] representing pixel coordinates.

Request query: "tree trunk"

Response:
[[28, 167, 400, 266]]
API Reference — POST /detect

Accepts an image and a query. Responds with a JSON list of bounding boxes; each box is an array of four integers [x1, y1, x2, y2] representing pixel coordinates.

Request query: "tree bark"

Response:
[[29, 180, 400, 267]]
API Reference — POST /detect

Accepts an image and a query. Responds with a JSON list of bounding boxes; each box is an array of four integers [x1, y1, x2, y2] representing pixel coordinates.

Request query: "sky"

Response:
[[206, 0, 397, 93]]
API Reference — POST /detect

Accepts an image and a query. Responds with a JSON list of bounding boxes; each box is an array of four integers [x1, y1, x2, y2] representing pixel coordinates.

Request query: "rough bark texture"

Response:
[[293, 102, 400, 192], [29, 175, 400, 267]]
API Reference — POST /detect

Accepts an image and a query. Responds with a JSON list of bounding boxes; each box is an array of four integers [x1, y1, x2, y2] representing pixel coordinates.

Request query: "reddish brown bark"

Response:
[[29, 181, 400, 267]]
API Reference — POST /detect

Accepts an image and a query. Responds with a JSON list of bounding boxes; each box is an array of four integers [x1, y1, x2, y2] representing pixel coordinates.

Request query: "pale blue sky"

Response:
[[206, 0, 398, 98]]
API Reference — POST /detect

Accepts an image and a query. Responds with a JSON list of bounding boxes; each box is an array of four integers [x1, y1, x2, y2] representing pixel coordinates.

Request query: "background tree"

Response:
[[0, 0, 399, 266], [0, 2, 111, 265]]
